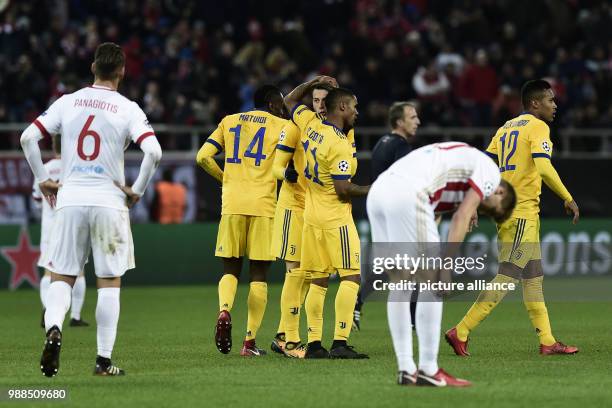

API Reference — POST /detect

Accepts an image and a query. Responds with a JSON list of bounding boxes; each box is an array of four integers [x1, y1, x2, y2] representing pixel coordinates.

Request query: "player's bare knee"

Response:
[[522, 260, 544, 279], [340, 274, 360, 284], [222, 257, 242, 277], [311, 277, 329, 288], [249, 260, 270, 282], [498, 262, 522, 280], [97, 277, 121, 288], [50, 272, 76, 287], [285, 260, 299, 272]]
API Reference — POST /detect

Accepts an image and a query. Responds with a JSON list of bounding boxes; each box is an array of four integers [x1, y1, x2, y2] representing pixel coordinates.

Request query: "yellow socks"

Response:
[[245, 282, 267, 341], [218, 274, 238, 311], [280, 269, 306, 343], [301, 271, 311, 305], [456, 274, 519, 341], [334, 280, 359, 341], [305, 283, 327, 344], [523, 276, 555, 346]]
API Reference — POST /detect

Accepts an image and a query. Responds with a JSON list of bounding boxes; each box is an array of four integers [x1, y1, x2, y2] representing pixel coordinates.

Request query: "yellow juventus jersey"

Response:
[[205, 110, 288, 217], [486, 113, 554, 220], [276, 122, 358, 211], [291, 104, 355, 228], [276, 120, 308, 210]]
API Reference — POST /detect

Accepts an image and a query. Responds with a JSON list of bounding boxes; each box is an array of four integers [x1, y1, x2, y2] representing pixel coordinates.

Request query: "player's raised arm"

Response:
[[196, 121, 225, 183], [284, 76, 337, 114]]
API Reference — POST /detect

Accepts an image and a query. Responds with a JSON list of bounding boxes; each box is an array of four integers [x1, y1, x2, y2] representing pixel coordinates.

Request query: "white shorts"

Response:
[[367, 173, 439, 243], [38, 239, 50, 268], [46, 206, 134, 277]]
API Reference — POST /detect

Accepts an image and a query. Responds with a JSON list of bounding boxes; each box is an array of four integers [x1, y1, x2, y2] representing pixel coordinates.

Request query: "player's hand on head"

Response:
[[114, 181, 141, 209], [564, 200, 579, 224], [39, 179, 60, 209]]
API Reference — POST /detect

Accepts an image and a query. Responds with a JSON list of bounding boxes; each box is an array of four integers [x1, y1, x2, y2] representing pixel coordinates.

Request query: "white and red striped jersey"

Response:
[[385, 142, 501, 213], [32, 85, 155, 210]]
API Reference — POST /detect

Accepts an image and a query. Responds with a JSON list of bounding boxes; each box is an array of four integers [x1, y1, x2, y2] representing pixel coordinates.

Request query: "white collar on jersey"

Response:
[[90, 84, 116, 91]]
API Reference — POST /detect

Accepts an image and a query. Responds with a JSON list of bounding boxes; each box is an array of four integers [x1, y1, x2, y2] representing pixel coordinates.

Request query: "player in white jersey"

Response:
[[21, 43, 162, 377], [33, 135, 88, 328], [366, 142, 516, 387]]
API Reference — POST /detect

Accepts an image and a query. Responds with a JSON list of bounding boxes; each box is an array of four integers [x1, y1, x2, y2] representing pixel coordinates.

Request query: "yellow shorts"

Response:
[[215, 214, 275, 261], [301, 222, 361, 277], [271, 205, 304, 262], [497, 217, 541, 269]]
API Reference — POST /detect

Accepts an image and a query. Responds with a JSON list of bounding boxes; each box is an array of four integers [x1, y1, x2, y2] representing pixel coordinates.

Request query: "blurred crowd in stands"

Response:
[[0, 0, 611, 150]]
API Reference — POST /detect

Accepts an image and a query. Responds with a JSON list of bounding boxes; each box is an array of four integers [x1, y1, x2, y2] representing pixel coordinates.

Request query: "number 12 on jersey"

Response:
[[499, 130, 519, 172]]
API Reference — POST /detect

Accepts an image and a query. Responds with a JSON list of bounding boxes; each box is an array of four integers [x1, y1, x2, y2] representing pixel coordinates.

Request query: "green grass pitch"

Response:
[[1, 284, 611, 407]]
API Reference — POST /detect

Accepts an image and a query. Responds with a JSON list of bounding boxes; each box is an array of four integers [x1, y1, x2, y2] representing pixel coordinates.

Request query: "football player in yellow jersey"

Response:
[[283, 80, 370, 359], [196, 85, 288, 357], [270, 82, 359, 354], [446, 79, 580, 356]]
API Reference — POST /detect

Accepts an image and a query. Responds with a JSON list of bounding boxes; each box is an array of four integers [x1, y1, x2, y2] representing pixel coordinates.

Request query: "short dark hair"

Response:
[[94, 42, 125, 80], [312, 82, 334, 93], [253, 84, 282, 109], [521, 79, 552, 109], [388, 101, 416, 128], [162, 167, 174, 182], [495, 180, 517, 223], [324, 87, 354, 113]]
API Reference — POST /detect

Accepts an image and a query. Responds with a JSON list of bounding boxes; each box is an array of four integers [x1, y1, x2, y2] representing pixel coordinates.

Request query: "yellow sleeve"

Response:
[[485, 133, 499, 162], [529, 121, 553, 159], [273, 123, 299, 180], [347, 129, 358, 173], [291, 103, 317, 131], [196, 120, 225, 183], [534, 157, 573, 202], [329, 141, 353, 181]]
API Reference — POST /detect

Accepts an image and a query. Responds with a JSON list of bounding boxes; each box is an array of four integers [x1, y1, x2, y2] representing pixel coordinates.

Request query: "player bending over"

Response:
[[22, 42, 162, 377], [34, 135, 88, 328], [367, 142, 516, 387], [282, 79, 369, 359], [197, 85, 287, 357], [446, 79, 580, 356]]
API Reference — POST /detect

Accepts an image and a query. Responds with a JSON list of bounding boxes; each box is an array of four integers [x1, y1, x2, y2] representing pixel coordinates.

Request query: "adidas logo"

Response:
[[218, 246, 223, 251], [246, 330, 252, 337]]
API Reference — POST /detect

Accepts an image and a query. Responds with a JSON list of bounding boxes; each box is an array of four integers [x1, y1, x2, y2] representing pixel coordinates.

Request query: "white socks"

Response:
[[70, 276, 86, 320], [387, 289, 416, 374], [416, 291, 443, 376], [387, 289, 443, 375], [96, 287, 120, 359], [44, 281, 72, 332], [39, 275, 51, 309]]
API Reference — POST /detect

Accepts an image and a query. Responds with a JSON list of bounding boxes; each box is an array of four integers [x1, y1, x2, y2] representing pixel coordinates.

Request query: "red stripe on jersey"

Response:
[[33, 120, 51, 138], [468, 179, 484, 199], [434, 202, 459, 213], [429, 181, 471, 203], [436, 143, 469, 150], [136, 132, 155, 145]]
